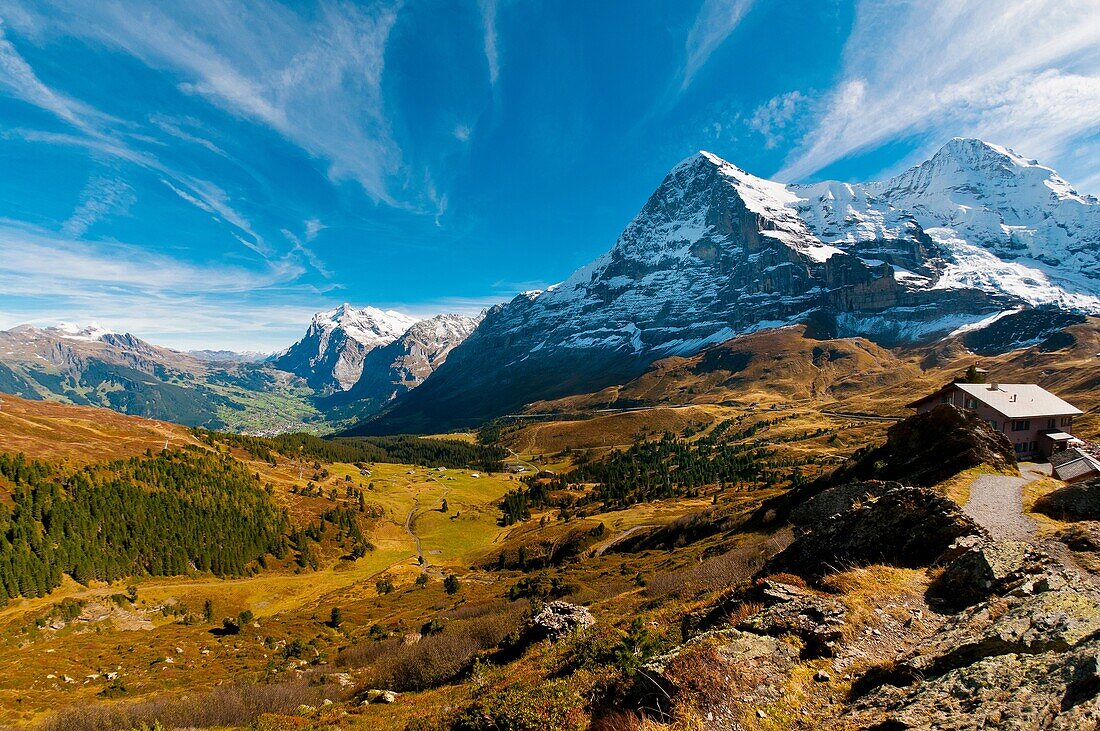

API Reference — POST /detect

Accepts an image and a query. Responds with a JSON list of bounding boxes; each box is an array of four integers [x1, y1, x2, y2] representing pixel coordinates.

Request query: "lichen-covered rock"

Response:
[[526, 601, 595, 641], [848, 638, 1100, 730], [899, 569, 1100, 679], [1035, 477, 1100, 521], [788, 480, 904, 529], [928, 538, 1053, 610], [735, 580, 847, 658], [766, 486, 985, 579], [640, 628, 800, 730]]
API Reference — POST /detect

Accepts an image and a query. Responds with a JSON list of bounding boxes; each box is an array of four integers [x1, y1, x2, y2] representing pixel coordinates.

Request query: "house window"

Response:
[[940, 394, 953, 404], [988, 419, 999, 431], [1011, 419, 1030, 432], [1061, 417, 1073, 427], [964, 397, 978, 410], [1014, 442, 1036, 454], [1047, 418, 1056, 430]]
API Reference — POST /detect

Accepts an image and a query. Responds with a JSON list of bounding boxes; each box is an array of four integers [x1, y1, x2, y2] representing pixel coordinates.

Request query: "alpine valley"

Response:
[[2, 139, 1096, 436]]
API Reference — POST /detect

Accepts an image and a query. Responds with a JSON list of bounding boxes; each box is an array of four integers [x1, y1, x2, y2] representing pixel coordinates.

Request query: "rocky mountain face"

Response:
[[0, 325, 227, 426], [320, 312, 482, 421], [359, 139, 1100, 434], [272, 304, 419, 395]]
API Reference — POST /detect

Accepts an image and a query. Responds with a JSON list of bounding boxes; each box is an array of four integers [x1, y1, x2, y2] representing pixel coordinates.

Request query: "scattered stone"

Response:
[[328, 672, 354, 688], [814, 670, 831, 682], [756, 709, 767, 718], [362, 689, 398, 704], [526, 601, 595, 641]]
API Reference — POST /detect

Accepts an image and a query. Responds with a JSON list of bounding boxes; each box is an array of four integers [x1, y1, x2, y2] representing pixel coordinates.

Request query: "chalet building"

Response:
[[907, 382, 1083, 459]]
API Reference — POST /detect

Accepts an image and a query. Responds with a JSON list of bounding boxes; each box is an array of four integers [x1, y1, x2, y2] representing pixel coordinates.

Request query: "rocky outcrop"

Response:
[[1034, 477, 1100, 521], [734, 580, 847, 658], [928, 536, 1053, 610], [525, 601, 595, 642], [826, 404, 1018, 488], [848, 542, 1100, 729], [851, 638, 1100, 730], [640, 628, 800, 730], [766, 486, 985, 579]]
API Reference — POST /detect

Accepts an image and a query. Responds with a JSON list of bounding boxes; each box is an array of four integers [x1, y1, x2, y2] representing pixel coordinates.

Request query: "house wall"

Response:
[[913, 386, 1075, 459]]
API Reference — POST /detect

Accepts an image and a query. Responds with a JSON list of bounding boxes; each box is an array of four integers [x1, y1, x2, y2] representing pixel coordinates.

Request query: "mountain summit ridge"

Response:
[[356, 138, 1100, 434]]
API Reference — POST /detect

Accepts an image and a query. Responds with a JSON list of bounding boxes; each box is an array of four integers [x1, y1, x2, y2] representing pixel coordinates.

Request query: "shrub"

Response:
[[448, 678, 588, 731], [342, 603, 527, 691], [38, 680, 349, 731]]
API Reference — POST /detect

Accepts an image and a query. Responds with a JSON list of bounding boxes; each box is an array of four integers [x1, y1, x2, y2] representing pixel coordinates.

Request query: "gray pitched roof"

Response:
[[952, 383, 1083, 419]]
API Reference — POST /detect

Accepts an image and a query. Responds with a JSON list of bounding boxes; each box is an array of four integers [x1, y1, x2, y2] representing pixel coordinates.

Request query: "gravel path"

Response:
[[964, 473, 1036, 541]]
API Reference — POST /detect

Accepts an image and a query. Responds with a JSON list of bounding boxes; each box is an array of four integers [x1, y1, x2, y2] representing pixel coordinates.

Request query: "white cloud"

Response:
[[0, 219, 315, 350], [62, 176, 135, 238], [776, 0, 1100, 184], [304, 217, 325, 242], [748, 90, 805, 149], [681, 0, 755, 92], [478, 0, 500, 87], [6, 1, 406, 204]]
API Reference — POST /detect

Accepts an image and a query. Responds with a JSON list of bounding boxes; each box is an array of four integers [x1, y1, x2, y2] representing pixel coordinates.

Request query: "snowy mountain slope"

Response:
[[321, 312, 483, 420], [271, 304, 419, 393], [359, 139, 1100, 434]]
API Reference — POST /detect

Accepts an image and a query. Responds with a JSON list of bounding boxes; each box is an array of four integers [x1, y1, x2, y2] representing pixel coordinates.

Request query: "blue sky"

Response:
[[0, 0, 1097, 350]]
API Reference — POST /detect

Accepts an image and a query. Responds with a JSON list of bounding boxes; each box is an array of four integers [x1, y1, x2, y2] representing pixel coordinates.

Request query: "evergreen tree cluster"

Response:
[[0, 448, 288, 603], [195, 430, 506, 472]]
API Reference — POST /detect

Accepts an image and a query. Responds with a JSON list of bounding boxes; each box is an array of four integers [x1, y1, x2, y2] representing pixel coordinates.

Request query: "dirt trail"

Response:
[[594, 525, 654, 556], [963, 472, 1037, 541]]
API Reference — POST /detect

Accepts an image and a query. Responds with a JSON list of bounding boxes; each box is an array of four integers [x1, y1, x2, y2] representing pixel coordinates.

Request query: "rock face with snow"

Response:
[[321, 312, 482, 420], [360, 139, 1100, 434], [272, 304, 419, 395]]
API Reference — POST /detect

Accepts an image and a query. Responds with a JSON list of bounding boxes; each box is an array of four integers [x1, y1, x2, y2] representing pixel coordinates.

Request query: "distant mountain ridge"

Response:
[[354, 138, 1100, 434]]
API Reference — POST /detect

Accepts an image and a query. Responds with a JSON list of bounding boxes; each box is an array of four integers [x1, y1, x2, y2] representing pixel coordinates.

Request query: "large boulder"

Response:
[[639, 627, 800, 730], [927, 537, 1053, 610], [828, 404, 1017, 488], [525, 601, 595, 642], [766, 486, 985, 579], [754, 405, 1016, 528], [1034, 477, 1100, 521]]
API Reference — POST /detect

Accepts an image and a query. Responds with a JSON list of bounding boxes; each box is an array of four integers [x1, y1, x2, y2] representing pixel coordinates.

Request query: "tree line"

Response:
[[194, 430, 506, 472], [0, 448, 288, 603]]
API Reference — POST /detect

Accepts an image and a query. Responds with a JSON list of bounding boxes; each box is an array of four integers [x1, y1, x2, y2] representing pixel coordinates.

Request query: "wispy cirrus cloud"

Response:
[[680, 0, 755, 92], [61, 176, 135, 238], [0, 218, 317, 350], [4, 0, 406, 205], [776, 0, 1100, 184], [478, 0, 500, 87]]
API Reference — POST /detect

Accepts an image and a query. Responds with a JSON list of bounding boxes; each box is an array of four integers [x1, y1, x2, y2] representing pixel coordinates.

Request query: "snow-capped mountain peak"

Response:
[[314, 303, 418, 349], [45, 322, 117, 342], [363, 138, 1100, 433]]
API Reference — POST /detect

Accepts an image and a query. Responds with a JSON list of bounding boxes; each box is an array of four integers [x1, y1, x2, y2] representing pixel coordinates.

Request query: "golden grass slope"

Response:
[[0, 392, 196, 463]]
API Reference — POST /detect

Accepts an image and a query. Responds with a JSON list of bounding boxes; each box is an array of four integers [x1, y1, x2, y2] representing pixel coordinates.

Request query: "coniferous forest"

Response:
[[0, 448, 288, 603]]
